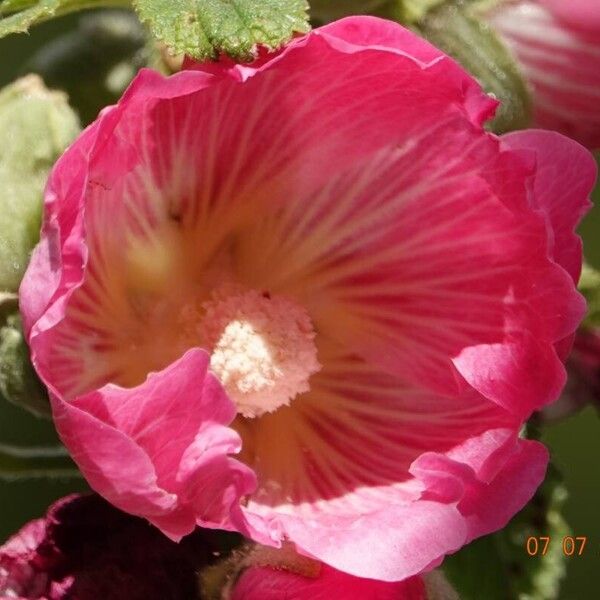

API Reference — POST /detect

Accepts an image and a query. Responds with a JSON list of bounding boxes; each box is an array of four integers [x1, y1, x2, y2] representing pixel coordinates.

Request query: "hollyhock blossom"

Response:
[[203, 543, 440, 599], [485, 0, 600, 148], [0, 494, 214, 599], [229, 563, 427, 600], [21, 16, 595, 581]]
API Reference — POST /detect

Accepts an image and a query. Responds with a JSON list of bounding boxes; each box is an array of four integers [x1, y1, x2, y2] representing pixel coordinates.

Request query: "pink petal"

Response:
[[27, 19, 496, 397], [25, 17, 514, 404], [246, 125, 584, 410], [316, 15, 497, 126], [18, 120, 99, 338], [232, 564, 426, 600], [488, 1, 600, 148], [241, 352, 517, 515], [184, 15, 497, 129], [268, 429, 546, 581], [501, 129, 596, 282], [453, 332, 568, 418], [411, 430, 549, 540], [278, 501, 467, 582], [51, 350, 256, 540], [540, 0, 600, 32], [239, 353, 540, 581], [19, 67, 215, 338]]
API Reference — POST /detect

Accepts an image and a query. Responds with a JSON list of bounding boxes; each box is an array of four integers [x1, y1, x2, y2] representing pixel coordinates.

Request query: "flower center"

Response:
[[199, 286, 321, 418]]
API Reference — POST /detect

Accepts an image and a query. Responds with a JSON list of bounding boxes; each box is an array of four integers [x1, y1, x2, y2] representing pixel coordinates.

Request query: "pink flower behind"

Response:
[[486, 0, 600, 148], [0, 518, 48, 599], [206, 542, 434, 599], [540, 0, 600, 32], [230, 564, 426, 600], [20, 16, 595, 582]]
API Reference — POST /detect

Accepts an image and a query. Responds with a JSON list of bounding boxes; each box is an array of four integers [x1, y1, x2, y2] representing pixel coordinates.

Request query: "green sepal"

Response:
[[132, 0, 310, 61], [413, 0, 532, 133], [0, 312, 51, 419], [0, 75, 80, 292]]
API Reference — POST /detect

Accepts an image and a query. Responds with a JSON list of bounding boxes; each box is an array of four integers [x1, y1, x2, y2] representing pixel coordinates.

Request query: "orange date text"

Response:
[[525, 536, 587, 556]]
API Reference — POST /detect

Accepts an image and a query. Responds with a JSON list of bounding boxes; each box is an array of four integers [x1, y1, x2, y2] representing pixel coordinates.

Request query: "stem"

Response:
[[0, 442, 82, 480]]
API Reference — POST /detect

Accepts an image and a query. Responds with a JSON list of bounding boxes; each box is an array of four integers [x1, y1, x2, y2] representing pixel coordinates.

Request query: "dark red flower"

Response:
[[0, 494, 217, 599]]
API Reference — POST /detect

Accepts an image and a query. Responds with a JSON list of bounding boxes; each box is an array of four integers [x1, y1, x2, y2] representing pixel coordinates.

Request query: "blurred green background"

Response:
[[0, 12, 599, 599]]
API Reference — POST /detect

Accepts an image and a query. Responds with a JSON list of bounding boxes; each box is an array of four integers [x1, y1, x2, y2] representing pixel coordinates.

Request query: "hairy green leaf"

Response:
[[0, 75, 80, 292], [133, 0, 310, 60]]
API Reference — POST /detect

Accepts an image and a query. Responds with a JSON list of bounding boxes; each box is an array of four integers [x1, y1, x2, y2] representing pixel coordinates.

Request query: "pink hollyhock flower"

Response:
[[20, 16, 595, 581], [229, 563, 427, 600], [485, 0, 600, 148], [203, 542, 439, 599], [0, 494, 214, 599]]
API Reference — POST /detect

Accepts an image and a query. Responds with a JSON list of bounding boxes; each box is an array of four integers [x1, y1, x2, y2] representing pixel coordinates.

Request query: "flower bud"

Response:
[[201, 542, 456, 600], [482, 0, 600, 148], [415, 1, 533, 133], [0, 312, 50, 418], [0, 75, 79, 293]]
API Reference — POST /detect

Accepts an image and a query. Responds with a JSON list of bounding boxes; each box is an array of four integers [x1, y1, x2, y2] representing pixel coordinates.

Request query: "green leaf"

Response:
[[413, 0, 532, 133], [0, 442, 81, 479], [133, 0, 310, 60], [0, 75, 80, 292], [0, 0, 129, 38], [444, 463, 569, 600], [0, 312, 51, 418]]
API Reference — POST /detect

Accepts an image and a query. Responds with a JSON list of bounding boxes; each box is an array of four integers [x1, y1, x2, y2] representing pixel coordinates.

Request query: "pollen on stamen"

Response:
[[199, 286, 321, 418]]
